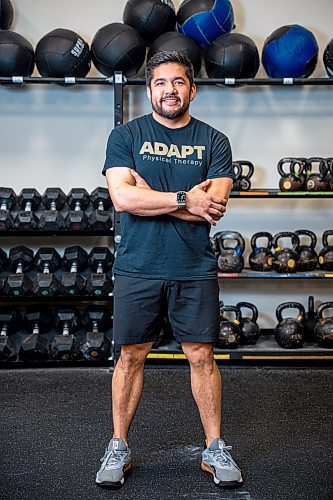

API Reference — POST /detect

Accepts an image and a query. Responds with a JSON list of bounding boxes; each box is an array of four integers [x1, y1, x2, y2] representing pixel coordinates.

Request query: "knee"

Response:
[[182, 343, 215, 372], [118, 343, 151, 372]]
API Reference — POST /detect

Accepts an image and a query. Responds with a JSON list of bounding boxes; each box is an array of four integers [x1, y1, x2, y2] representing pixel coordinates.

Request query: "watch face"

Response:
[[177, 191, 186, 203]]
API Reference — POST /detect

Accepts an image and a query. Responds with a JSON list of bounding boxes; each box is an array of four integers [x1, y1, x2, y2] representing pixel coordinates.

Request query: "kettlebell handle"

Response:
[[276, 302, 306, 322], [273, 231, 300, 250], [251, 231, 273, 251], [316, 301, 333, 320], [236, 160, 254, 179], [216, 231, 245, 255], [220, 305, 242, 323], [236, 302, 258, 322], [322, 229, 333, 247], [232, 162, 242, 180], [277, 157, 304, 177], [294, 229, 317, 250], [306, 157, 328, 176]]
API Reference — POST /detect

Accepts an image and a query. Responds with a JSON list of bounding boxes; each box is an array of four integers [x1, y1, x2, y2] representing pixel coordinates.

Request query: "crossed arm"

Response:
[[105, 167, 233, 225]]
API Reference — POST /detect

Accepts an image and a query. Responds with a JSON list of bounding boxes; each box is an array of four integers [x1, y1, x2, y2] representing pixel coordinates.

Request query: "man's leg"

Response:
[[181, 342, 221, 445], [112, 341, 153, 443]]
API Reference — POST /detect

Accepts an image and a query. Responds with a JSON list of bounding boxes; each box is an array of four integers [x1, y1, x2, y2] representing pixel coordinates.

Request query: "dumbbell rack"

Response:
[[1, 74, 333, 367]]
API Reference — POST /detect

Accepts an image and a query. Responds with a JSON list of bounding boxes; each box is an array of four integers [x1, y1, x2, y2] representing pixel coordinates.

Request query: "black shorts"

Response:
[[113, 275, 220, 345]]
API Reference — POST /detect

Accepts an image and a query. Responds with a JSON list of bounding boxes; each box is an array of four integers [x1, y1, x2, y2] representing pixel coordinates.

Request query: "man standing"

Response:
[[96, 51, 243, 489]]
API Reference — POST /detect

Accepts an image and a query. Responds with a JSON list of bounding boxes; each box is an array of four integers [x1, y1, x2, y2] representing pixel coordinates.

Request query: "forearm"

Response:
[[113, 184, 178, 216], [169, 209, 206, 222]]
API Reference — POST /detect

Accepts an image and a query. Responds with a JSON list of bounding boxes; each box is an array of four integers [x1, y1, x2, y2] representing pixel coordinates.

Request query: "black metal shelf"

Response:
[[218, 269, 333, 279], [147, 336, 333, 363], [0, 229, 113, 237], [0, 295, 113, 303], [229, 190, 333, 198]]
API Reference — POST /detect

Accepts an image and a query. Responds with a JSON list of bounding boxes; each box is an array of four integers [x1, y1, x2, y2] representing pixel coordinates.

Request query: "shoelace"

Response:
[[101, 448, 128, 467], [211, 444, 240, 470]]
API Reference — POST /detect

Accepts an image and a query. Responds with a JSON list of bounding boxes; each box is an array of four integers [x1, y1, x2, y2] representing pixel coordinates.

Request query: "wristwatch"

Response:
[[176, 191, 187, 209]]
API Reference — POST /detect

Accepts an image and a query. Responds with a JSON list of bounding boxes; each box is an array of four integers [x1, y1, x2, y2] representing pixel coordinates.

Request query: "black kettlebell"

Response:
[[236, 160, 254, 191], [217, 305, 242, 349], [231, 162, 243, 191], [304, 296, 316, 342], [236, 302, 260, 345], [305, 157, 329, 192], [314, 302, 333, 348], [294, 229, 318, 271], [272, 232, 300, 273], [326, 157, 333, 191], [216, 231, 245, 273], [249, 231, 274, 272], [274, 302, 305, 348], [278, 157, 305, 192], [318, 230, 333, 271]]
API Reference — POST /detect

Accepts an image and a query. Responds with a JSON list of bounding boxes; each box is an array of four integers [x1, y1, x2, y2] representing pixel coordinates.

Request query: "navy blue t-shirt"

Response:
[[103, 113, 234, 280]]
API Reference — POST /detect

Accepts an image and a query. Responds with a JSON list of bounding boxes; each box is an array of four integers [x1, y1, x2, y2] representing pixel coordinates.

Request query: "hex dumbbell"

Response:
[[39, 187, 66, 231], [14, 188, 41, 230]]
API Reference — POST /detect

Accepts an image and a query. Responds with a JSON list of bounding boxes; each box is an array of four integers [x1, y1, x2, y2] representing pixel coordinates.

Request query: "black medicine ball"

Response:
[[0, 0, 14, 30], [0, 31, 34, 77], [323, 38, 333, 78], [91, 23, 146, 78], [205, 33, 260, 79], [35, 28, 91, 78], [123, 0, 176, 45], [147, 31, 202, 75]]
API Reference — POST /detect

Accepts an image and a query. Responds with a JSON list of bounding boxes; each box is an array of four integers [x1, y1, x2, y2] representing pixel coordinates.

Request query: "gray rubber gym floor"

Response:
[[0, 365, 332, 500]]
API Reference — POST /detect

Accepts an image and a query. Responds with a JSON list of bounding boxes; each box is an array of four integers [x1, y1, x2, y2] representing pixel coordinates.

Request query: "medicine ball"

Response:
[[91, 23, 146, 78], [0, 31, 34, 77], [205, 33, 259, 79], [35, 28, 90, 78], [323, 38, 333, 77], [262, 24, 318, 78], [147, 32, 202, 75], [177, 0, 234, 48], [0, 0, 14, 30], [123, 0, 176, 46]]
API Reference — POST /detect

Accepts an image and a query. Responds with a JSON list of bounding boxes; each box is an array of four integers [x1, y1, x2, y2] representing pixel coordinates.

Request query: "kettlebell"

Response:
[[326, 157, 333, 191], [278, 157, 305, 192], [217, 305, 242, 349], [318, 230, 333, 271], [236, 160, 254, 191], [231, 162, 243, 191], [274, 302, 305, 348], [249, 231, 273, 272], [305, 157, 329, 192], [272, 232, 300, 273], [216, 231, 245, 273], [294, 229, 318, 271], [304, 296, 316, 342], [314, 302, 333, 348], [236, 302, 260, 345]]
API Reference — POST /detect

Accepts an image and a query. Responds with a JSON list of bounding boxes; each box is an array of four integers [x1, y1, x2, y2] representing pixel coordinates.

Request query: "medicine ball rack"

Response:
[[1, 73, 333, 366]]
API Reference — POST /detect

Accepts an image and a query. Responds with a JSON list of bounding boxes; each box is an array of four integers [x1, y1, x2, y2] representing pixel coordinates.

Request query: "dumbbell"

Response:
[[88, 187, 113, 231], [38, 187, 66, 231], [32, 247, 62, 296], [64, 188, 90, 231], [19, 306, 52, 362], [0, 187, 16, 230], [80, 305, 112, 361], [14, 188, 41, 230], [50, 308, 81, 361], [0, 308, 24, 361], [2, 245, 34, 296], [86, 247, 114, 296], [58, 246, 88, 296]]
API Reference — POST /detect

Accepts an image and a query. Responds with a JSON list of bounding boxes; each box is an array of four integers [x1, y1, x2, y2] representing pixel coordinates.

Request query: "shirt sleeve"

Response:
[[102, 125, 135, 176], [206, 131, 235, 180]]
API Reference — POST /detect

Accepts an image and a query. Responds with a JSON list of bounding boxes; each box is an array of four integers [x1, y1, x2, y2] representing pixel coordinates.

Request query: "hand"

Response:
[[186, 179, 227, 225], [130, 169, 151, 189]]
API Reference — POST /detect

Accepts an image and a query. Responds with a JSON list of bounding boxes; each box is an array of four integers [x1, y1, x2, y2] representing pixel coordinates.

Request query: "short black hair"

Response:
[[146, 51, 194, 87]]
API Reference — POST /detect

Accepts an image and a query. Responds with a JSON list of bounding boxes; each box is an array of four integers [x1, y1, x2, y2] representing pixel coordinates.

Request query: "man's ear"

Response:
[[146, 85, 152, 101], [190, 83, 196, 102]]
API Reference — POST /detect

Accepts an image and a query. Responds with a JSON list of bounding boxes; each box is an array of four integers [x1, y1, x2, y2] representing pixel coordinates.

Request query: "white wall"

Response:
[[1, 0, 333, 327]]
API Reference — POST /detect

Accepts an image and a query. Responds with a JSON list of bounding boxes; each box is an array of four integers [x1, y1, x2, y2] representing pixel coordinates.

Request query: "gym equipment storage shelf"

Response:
[[229, 190, 333, 198], [218, 270, 333, 279]]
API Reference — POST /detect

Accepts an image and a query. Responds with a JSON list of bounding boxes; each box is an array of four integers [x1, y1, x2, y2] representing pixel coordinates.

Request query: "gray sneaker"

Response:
[[95, 438, 132, 488], [201, 438, 243, 487]]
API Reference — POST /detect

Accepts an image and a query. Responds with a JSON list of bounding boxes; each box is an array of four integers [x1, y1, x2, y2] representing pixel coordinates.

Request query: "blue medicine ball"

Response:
[[177, 0, 235, 48], [262, 24, 318, 78]]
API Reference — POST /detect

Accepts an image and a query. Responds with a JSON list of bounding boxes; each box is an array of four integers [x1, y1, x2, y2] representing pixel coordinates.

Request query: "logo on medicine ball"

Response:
[[71, 38, 85, 58]]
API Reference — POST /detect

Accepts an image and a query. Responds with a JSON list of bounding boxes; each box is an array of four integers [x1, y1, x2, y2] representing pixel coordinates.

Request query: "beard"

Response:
[[151, 97, 190, 120]]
